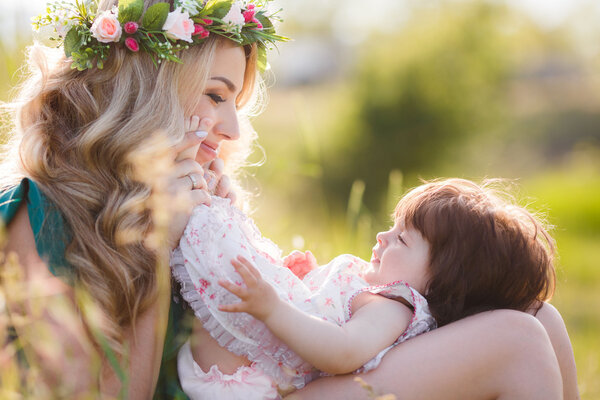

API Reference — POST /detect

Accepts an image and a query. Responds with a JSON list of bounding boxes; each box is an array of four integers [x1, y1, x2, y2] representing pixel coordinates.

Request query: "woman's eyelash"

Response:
[[207, 93, 225, 104]]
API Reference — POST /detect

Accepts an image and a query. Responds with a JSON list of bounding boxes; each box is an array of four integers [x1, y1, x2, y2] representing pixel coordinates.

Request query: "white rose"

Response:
[[222, 1, 245, 27], [33, 24, 59, 46], [90, 9, 122, 43], [163, 7, 195, 43], [53, 9, 75, 37]]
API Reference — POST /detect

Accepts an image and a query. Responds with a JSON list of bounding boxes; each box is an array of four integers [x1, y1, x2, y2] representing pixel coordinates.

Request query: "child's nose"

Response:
[[376, 233, 384, 245]]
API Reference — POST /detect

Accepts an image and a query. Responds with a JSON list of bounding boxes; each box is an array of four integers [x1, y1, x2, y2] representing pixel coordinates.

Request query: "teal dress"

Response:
[[0, 178, 193, 399]]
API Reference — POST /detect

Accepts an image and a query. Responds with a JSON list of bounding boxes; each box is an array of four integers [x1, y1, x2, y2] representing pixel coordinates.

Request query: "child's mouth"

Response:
[[370, 250, 380, 264]]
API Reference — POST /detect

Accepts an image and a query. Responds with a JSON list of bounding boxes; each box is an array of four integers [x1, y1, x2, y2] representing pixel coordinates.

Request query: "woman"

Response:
[[1, 1, 577, 400], [1, 0, 280, 397]]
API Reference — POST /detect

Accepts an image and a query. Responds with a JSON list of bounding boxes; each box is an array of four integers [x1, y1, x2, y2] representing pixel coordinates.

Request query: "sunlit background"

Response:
[[1, 0, 599, 397]]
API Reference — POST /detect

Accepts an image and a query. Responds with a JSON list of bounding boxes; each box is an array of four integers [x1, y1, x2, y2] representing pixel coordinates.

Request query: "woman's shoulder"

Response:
[[1, 177, 73, 281], [1, 178, 31, 223]]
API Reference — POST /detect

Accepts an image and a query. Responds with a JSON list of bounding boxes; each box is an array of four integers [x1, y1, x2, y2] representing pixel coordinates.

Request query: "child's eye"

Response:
[[397, 235, 406, 245], [207, 93, 226, 104]]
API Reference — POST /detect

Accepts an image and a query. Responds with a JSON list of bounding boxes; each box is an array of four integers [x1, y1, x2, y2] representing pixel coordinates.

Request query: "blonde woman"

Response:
[[0, 0, 283, 397], [0, 1, 577, 400]]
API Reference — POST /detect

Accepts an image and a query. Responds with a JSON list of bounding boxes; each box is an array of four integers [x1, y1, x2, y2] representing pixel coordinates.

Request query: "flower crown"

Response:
[[32, 0, 288, 72]]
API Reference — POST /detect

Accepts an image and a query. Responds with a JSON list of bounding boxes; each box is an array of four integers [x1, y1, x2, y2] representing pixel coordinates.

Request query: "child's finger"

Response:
[[218, 303, 246, 313], [231, 259, 258, 286], [236, 255, 262, 280], [219, 279, 247, 298]]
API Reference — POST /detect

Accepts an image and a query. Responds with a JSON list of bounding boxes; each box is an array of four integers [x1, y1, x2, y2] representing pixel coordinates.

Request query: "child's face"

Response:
[[365, 220, 430, 294]]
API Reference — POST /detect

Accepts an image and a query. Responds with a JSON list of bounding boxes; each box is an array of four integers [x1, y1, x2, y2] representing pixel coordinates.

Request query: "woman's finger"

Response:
[[206, 157, 225, 179], [190, 188, 212, 206], [178, 172, 208, 192], [174, 131, 207, 162], [204, 170, 218, 192], [186, 115, 201, 133], [172, 159, 204, 180], [177, 117, 213, 161], [226, 191, 237, 205], [214, 174, 232, 198]]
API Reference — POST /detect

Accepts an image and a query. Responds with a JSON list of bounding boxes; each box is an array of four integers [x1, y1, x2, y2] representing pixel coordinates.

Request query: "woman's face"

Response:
[[191, 41, 247, 165]]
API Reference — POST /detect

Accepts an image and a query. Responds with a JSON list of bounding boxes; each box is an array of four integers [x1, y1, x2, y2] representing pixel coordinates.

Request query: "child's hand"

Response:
[[283, 250, 317, 280], [218, 255, 280, 321]]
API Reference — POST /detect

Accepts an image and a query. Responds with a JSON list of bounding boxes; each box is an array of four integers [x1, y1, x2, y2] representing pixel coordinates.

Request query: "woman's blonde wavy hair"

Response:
[[0, 0, 259, 355]]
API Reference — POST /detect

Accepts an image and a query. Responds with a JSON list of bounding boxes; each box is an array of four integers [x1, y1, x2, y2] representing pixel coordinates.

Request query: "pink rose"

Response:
[[90, 9, 122, 43], [124, 21, 139, 34], [193, 24, 210, 39], [163, 7, 194, 43], [202, 18, 213, 25], [125, 37, 139, 52], [283, 250, 318, 280], [243, 9, 255, 23], [193, 24, 204, 35]]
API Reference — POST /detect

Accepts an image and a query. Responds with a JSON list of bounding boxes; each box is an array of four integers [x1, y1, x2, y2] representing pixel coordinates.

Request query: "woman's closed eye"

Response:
[[207, 93, 226, 104]]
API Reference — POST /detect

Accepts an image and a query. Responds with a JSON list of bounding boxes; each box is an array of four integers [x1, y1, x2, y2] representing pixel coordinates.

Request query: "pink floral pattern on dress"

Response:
[[171, 196, 436, 390]]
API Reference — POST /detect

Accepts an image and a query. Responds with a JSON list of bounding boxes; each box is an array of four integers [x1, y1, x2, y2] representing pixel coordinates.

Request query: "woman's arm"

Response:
[[3, 205, 166, 398], [286, 310, 563, 400], [534, 302, 580, 400], [218, 256, 413, 374]]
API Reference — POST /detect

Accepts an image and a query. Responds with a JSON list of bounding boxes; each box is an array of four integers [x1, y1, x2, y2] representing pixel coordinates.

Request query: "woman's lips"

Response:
[[199, 141, 219, 159]]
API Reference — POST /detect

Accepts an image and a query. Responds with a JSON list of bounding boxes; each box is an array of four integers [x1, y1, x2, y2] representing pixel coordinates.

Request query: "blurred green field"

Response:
[[248, 84, 600, 398]]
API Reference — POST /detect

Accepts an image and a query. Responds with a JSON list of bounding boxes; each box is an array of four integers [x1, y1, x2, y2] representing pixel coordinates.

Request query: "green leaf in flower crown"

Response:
[[142, 3, 170, 31], [64, 27, 82, 57], [256, 13, 275, 35], [201, 0, 232, 20], [256, 44, 268, 73], [119, 0, 144, 23]]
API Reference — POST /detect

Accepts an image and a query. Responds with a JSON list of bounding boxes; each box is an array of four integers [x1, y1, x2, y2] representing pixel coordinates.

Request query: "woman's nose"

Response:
[[215, 107, 241, 141]]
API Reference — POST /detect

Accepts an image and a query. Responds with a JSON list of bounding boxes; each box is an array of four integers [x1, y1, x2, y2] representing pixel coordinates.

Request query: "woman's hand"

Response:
[[167, 116, 213, 249], [218, 255, 280, 322], [204, 157, 237, 204]]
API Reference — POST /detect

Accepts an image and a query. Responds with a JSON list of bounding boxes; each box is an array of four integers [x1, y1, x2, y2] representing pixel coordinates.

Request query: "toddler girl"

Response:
[[171, 178, 555, 398]]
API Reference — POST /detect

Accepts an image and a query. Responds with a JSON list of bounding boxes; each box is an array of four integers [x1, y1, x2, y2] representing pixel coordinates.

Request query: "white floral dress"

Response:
[[171, 196, 437, 395]]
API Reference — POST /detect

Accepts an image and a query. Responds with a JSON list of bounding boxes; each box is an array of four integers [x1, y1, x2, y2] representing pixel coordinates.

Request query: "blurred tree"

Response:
[[321, 1, 528, 210]]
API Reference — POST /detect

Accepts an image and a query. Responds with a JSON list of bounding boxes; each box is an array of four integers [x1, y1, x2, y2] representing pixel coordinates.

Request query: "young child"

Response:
[[171, 178, 555, 399]]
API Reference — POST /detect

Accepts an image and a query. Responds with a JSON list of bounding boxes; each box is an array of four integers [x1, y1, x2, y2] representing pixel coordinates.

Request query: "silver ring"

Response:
[[186, 174, 198, 190]]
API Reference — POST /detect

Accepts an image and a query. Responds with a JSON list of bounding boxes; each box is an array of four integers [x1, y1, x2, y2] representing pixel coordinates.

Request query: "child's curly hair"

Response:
[[395, 178, 556, 327]]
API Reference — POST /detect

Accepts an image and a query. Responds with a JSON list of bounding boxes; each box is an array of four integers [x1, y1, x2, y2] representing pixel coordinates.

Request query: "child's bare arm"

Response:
[[219, 256, 413, 374]]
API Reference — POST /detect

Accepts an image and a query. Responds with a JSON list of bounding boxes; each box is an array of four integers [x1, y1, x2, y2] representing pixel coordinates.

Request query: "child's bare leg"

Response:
[[287, 310, 562, 400]]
